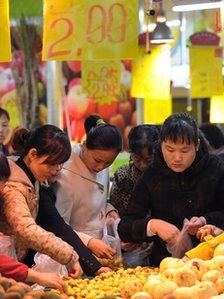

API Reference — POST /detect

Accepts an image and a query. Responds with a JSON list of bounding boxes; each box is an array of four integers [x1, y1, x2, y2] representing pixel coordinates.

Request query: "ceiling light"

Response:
[[173, 0, 223, 12]]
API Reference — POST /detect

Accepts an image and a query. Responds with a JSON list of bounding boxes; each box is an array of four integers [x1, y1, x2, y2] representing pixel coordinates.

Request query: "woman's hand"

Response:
[[106, 210, 120, 221], [149, 219, 180, 243], [87, 238, 116, 259], [94, 267, 113, 276], [120, 241, 140, 251], [68, 260, 83, 279], [27, 269, 67, 293], [196, 225, 223, 242], [186, 216, 206, 236]]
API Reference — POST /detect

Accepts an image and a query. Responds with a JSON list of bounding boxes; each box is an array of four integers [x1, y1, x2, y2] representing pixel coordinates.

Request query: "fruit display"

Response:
[[97, 256, 124, 270]]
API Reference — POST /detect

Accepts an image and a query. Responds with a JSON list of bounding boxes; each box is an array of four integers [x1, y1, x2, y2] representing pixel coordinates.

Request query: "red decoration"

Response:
[[190, 32, 220, 46]]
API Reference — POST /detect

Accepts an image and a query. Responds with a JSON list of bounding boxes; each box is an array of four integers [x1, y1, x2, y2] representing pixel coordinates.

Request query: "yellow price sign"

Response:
[[82, 60, 121, 104], [144, 97, 172, 125], [0, 0, 11, 62], [210, 95, 224, 123], [42, 0, 138, 61], [190, 46, 223, 98], [42, 0, 84, 60], [131, 45, 171, 100]]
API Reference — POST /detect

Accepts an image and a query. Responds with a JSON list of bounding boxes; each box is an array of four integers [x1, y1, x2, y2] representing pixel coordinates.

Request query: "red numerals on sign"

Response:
[[86, 3, 127, 44], [47, 18, 73, 58]]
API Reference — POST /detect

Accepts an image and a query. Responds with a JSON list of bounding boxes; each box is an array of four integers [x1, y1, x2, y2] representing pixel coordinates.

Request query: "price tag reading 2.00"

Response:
[[42, 0, 138, 60]]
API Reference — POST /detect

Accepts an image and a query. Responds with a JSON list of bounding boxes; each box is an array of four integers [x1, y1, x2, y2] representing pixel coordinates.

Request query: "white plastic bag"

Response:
[[122, 242, 153, 268], [0, 235, 17, 260], [166, 218, 193, 258], [34, 253, 68, 276]]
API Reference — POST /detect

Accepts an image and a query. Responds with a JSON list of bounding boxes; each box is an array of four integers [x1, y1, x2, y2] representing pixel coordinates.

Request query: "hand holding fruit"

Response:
[[94, 266, 113, 276], [121, 241, 140, 251], [196, 225, 223, 242], [149, 219, 180, 243], [67, 260, 83, 279], [87, 238, 116, 259], [187, 216, 206, 235]]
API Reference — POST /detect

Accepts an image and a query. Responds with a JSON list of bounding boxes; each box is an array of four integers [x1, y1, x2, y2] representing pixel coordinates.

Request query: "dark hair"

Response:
[[11, 125, 71, 164], [128, 125, 159, 156], [160, 113, 199, 146], [0, 152, 10, 180], [0, 108, 10, 121], [84, 115, 122, 152], [199, 123, 224, 149]]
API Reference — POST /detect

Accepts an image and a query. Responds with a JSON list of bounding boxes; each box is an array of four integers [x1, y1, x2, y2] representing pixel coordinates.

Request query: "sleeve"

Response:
[[2, 184, 78, 266], [37, 186, 101, 276], [118, 174, 152, 243], [0, 254, 28, 281]]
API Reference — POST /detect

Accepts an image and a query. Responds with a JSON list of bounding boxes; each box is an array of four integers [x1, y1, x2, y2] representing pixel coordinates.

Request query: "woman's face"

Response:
[[131, 147, 153, 172], [0, 114, 9, 144], [81, 145, 119, 173], [27, 150, 62, 182], [161, 139, 197, 173]]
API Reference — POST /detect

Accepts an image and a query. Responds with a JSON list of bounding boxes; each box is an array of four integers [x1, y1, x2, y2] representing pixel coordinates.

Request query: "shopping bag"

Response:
[[0, 235, 17, 260], [122, 242, 153, 268], [100, 219, 123, 269], [34, 253, 68, 276], [166, 218, 193, 258]]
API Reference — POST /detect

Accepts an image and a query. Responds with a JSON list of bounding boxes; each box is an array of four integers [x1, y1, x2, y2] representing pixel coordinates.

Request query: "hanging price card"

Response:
[[144, 97, 172, 125], [0, 0, 11, 62], [82, 0, 138, 60], [189, 46, 223, 98], [82, 60, 121, 104], [131, 45, 171, 100], [42, 0, 84, 60]]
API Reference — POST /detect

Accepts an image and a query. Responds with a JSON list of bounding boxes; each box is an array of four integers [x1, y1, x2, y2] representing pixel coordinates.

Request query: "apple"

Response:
[[131, 292, 152, 299], [71, 118, 85, 143], [97, 101, 119, 121], [120, 279, 143, 299], [162, 268, 178, 281], [215, 275, 224, 294], [68, 77, 82, 90], [172, 287, 198, 299], [159, 257, 185, 273], [185, 258, 209, 280], [153, 281, 178, 299], [192, 281, 218, 299], [143, 275, 163, 295], [67, 61, 81, 73], [67, 84, 90, 120], [173, 267, 198, 287], [209, 256, 224, 274], [214, 244, 224, 257], [202, 270, 221, 283], [119, 101, 133, 121], [109, 113, 125, 133]]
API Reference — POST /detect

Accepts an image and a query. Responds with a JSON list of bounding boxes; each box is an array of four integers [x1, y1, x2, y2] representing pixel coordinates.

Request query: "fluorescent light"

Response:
[[173, 1, 223, 12]]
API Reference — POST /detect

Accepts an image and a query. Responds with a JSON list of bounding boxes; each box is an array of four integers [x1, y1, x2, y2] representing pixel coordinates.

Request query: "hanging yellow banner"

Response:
[[82, 60, 121, 104], [144, 97, 172, 124], [131, 45, 171, 100], [42, 0, 84, 61], [189, 46, 223, 98], [42, 0, 138, 61], [210, 95, 224, 123], [0, 0, 11, 62], [82, 0, 138, 60]]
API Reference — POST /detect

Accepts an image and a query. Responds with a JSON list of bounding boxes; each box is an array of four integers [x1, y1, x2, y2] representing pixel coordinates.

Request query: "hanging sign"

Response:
[[131, 45, 171, 100], [144, 97, 172, 124], [42, 0, 138, 61], [210, 95, 224, 123], [189, 46, 223, 98], [82, 60, 121, 104], [0, 0, 11, 62]]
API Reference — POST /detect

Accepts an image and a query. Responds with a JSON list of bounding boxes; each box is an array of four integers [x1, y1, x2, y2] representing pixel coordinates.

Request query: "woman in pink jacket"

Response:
[[0, 125, 82, 278]]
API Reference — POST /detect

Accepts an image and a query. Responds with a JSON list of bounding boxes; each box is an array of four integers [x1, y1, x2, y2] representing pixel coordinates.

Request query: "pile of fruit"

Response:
[[65, 266, 158, 299], [0, 277, 65, 299], [97, 256, 124, 270]]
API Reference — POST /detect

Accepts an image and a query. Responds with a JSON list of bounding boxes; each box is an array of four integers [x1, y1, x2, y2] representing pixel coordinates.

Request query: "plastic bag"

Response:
[[122, 242, 153, 268], [166, 218, 193, 258], [34, 253, 68, 276], [0, 235, 17, 260], [100, 219, 123, 269]]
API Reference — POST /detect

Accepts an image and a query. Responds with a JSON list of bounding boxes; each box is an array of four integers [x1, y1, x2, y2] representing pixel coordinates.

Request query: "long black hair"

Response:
[[0, 152, 10, 180]]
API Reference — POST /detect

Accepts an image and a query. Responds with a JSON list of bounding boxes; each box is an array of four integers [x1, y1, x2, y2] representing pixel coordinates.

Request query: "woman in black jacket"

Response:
[[118, 113, 224, 266]]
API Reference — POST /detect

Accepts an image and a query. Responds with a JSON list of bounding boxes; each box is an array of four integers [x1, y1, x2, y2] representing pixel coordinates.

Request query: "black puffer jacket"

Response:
[[118, 148, 224, 266]]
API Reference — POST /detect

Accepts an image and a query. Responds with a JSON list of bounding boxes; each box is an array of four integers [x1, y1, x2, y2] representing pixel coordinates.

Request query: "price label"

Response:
[[0, 0, 11, 62], [82, 60, 121, 104], [42, 0, 138, 60]]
